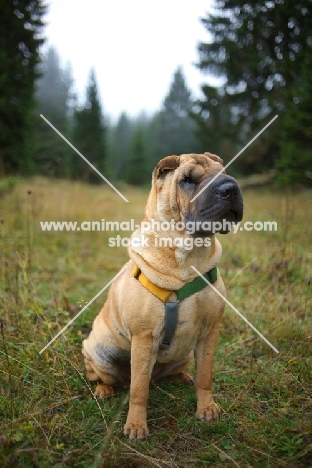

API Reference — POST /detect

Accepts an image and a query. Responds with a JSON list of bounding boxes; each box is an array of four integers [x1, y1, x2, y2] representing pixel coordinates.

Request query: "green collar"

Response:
[[176, 267, 218, 301]]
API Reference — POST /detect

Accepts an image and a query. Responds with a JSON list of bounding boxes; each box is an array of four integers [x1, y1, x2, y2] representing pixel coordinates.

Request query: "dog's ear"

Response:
[[204, 152, 223, 166], [155, 155, 180, 179]]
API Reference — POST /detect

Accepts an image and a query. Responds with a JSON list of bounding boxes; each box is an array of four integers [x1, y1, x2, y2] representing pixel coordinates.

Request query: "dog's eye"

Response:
[[181, 177, 195, 188]]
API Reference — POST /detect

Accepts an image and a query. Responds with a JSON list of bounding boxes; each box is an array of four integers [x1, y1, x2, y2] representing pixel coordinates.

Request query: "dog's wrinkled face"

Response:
[[152, 152, 243, 235]]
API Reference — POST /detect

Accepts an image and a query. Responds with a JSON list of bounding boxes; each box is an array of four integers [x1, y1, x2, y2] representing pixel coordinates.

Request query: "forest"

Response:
[[1, 0, 312, 187]]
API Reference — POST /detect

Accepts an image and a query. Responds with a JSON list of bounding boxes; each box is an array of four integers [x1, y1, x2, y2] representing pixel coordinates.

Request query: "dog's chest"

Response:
[[157, 292, 217, 359], [178, 295, 213, 333]]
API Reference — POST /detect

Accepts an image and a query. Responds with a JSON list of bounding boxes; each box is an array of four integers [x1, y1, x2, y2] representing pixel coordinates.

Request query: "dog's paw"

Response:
[[94, 383, 114, 399], [196, 403, 221, 422], [124, 422, 149, 440]]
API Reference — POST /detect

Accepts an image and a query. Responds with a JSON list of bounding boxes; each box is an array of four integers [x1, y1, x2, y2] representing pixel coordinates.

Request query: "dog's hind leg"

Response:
[[83, 349, 116, 398], [163, 371, 194, 385], [94, 382, 114, 398], [152, 355, 194, 384]]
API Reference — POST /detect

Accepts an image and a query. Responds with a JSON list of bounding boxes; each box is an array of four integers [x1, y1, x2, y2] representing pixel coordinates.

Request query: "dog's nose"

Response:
[[217, 182, 237, 199]]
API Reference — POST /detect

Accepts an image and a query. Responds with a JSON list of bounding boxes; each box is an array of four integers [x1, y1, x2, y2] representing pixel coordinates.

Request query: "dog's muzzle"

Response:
[[187, 175, 244, 235]]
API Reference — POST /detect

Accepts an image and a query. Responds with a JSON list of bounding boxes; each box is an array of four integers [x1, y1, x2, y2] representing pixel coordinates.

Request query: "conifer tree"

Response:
[[35, 46, 75, 177], [196, 0, 312, 178], [148, 67, 199, 168], [126, 127, 148, 186], [278, 50, 312, 186], [0, 0, 46, 175], [109, 112, 133, 180], [72, 70, 107, 183]]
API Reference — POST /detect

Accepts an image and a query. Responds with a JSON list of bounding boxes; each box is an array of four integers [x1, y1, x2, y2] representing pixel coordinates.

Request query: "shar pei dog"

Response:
[[83, 152, 243, 440]]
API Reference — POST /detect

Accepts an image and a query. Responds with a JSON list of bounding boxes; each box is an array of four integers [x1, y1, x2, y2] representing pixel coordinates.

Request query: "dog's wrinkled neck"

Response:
[[128, 226, 222, 290], [173, 234, 216, 266]]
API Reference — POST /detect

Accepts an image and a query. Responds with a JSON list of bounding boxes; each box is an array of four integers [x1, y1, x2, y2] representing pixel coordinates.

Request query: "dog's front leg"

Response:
[[195, 322, 222, 422], [124, 331, 156, 440]]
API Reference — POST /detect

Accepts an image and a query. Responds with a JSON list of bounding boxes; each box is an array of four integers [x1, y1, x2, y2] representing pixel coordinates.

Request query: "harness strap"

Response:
[[160, 302, 179, 349], [132, 265, 218, 349]]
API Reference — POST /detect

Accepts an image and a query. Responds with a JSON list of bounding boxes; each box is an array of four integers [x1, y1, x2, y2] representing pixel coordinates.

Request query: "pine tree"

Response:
[[36, 47, 75, 125], [0, 0, 46, 175], [126, 127, 148, 186], [148, 67, 199, 167], [35, 46, 75, 177], [72, 70, 107, 183], [278, 49, 312, 186], [196, 0, 312, 176], [191, 85, 235, 159], [109, 112, 133, 180]]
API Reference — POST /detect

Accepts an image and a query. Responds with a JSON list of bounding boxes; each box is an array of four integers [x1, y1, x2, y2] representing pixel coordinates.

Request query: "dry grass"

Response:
[[0, 177, 311, 467]]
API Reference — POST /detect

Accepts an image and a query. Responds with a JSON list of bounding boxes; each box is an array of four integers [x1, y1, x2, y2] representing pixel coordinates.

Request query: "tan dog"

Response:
[[83, 153, 243, 440]]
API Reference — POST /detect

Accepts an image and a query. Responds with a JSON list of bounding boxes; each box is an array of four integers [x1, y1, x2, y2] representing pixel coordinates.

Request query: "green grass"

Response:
[[0, 178, 311, 467]]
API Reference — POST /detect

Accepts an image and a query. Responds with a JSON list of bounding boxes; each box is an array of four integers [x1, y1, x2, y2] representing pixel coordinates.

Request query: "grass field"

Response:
[[0, 177, 311, 467]]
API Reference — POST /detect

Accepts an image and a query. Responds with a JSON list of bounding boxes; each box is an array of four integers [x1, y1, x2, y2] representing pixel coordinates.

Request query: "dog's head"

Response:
[[150, 152, 243, 235]]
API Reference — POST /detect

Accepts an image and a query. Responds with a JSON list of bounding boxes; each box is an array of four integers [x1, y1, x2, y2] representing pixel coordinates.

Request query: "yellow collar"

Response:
[[132, 265, 172, 302], [132, 264, 218, 303]]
